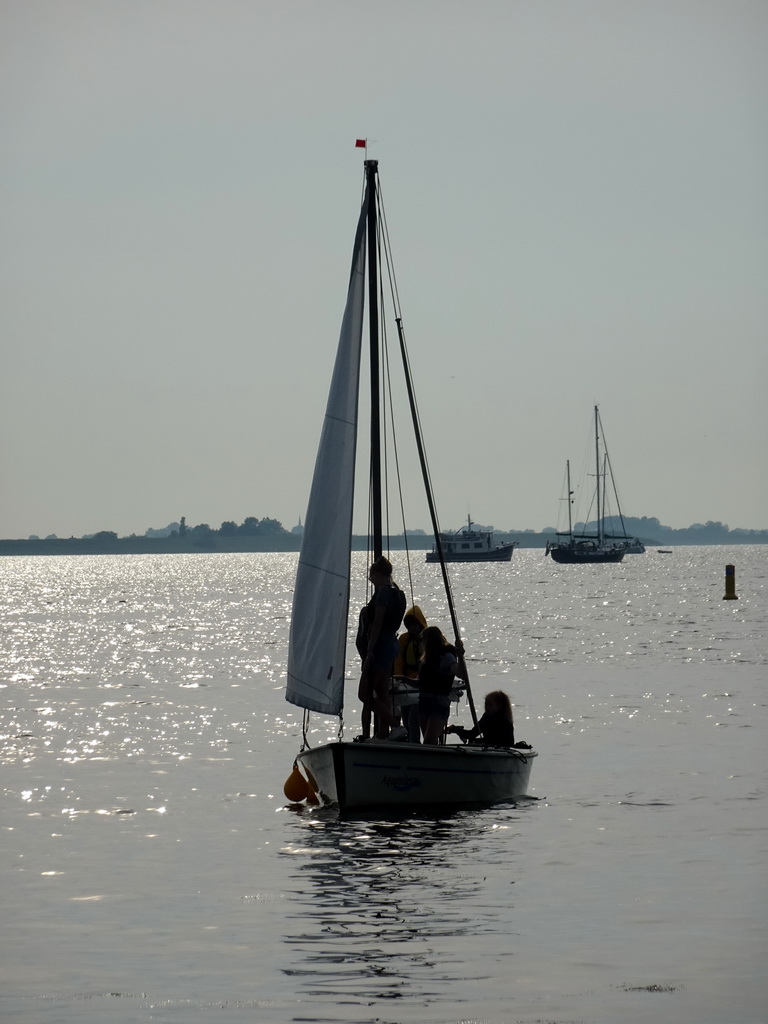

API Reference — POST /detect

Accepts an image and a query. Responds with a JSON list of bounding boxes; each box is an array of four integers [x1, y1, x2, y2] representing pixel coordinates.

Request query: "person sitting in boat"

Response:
[[417, 626, 467, 745], [447, 689, 516, 747], [393, 605, 428, 742], [357, 556, 406, 740]]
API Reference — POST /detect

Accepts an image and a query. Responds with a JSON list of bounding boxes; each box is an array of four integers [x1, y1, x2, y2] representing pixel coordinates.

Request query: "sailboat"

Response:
[[284, 159, 536, 811], [425, 515, 516, 563], [546, 406, 643, 563]]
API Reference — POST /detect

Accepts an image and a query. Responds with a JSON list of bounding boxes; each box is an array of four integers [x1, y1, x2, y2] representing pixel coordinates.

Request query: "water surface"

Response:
[[1, 547, 765, 1023]]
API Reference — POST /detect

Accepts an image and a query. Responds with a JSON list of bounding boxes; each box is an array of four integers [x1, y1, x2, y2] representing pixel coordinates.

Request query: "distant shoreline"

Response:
[[1, 532, 765, 556]]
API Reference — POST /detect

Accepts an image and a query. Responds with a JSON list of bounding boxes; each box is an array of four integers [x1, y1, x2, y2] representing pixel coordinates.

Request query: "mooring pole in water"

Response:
[[723, 564, 738, 600]]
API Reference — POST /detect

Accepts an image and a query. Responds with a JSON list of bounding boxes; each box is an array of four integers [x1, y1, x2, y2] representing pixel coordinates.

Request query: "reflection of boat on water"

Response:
[[280, 807, 525, 1009], [284, 159, 536, 811], [546, 406, 644, 563], [426, 515, 515, 563]]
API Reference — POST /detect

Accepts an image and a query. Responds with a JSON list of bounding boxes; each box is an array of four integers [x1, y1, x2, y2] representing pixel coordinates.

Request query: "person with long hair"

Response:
[[447, 690, 515, 747], [417, 625, 467, 745]]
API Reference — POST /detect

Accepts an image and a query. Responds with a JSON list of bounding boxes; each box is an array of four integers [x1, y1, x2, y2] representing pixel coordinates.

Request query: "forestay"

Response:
[[285, 191, 369, 715]]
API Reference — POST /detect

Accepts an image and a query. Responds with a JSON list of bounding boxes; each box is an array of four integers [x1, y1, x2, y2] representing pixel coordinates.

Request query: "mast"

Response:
[[566, 459, 573, 537], [365, 159, 382, 559], [594, 404, 602, 545]]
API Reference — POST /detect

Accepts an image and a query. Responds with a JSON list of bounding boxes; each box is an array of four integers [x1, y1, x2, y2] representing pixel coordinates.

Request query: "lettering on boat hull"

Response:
[[382, 773, 421, 793]]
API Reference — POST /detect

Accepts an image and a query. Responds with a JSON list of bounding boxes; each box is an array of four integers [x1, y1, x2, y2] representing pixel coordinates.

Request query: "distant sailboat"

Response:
[[546, 406, 643, 564]]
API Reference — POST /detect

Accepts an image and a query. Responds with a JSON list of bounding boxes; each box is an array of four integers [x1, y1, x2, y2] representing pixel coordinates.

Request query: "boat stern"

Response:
[[297, 741, 536, 811]]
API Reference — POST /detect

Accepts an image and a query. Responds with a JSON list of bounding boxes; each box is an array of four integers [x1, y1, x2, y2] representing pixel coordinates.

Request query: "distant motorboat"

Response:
[[657, 548, 673, 554], [426, 516, 516, 563]]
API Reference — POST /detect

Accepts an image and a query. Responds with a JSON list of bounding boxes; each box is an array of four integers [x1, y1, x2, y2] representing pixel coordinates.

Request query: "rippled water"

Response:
[[1, 547, 765, 1023]]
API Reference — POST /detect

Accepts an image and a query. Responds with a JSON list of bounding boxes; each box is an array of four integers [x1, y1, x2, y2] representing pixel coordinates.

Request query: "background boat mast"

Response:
[[594, 404, 602, 545], [566, 459, 573, 536]]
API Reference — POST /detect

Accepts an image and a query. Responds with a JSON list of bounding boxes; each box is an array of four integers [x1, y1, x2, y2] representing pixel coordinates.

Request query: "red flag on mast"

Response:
[[355, 139, 367, 148]]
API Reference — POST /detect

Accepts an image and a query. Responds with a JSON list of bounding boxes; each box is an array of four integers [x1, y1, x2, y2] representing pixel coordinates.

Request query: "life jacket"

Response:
[[395, 605, 428, 677], [402, 634, 423, 675]]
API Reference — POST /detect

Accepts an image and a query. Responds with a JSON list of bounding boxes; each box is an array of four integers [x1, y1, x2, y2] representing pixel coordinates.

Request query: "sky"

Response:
[[1, 0, 766, 540]]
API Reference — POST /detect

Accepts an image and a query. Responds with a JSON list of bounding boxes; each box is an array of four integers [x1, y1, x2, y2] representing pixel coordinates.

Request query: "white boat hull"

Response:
[[425, 519, 516, 563], [425, 544, 515, 563], [297, 740, 536, 811]]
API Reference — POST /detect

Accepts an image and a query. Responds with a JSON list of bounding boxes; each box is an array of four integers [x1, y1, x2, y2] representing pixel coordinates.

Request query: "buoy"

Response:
[[283, 762, 310, 802], [723, 564, 738, 601]]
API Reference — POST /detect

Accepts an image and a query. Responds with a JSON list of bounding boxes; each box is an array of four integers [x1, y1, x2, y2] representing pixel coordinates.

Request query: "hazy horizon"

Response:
[[13, 509, 768, 542], [2, 2, 766, 540]]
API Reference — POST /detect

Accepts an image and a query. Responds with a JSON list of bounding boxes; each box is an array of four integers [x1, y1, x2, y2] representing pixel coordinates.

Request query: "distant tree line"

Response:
[[22, 514, 767, 546], [144, 515, 291, 540], [27, 516, 293, 542]]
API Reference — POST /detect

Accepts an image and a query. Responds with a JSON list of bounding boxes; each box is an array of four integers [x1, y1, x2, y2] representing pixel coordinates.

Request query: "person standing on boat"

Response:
[[393, 605, 428, 742], [417, 626, 467, 745], [447, 690, 515, 747], [357, 556, 406, 740]]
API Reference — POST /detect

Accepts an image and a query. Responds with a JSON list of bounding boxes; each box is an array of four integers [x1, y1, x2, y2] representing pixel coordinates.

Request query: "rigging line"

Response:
[[595, 408, 619, 535], [377, 192, 442, 541], [580, 489, 598, 535], [370, 168, 396, 563], [556, 461, 573, 534], [598, 407, 629, 534], [604, 451, 627, 533], [365, 466, 374, 571], [376, 178, 399, 312], [398, 322, 444, 540], [394, 314, 478, 729], [376, 211, 393, 557], [572, 415, 598, 536], [378, 178, 475, 724], [382, 316, 416, 603], [375, 195, 416, 604]]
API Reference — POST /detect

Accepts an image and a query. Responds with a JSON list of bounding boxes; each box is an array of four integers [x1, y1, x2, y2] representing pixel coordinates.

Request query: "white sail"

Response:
[[285, 196, 368, 715]]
